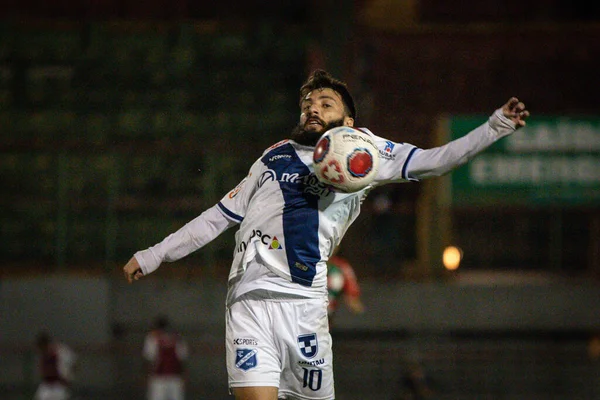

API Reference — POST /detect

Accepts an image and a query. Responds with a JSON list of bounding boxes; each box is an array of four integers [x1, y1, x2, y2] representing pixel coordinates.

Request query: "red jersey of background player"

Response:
[[37, 332, 76, 384], [143, 316, 189, 376], [35, 332, 77, 400], [41, 346, 63, 383], [154, 331, 183, 375], [327, 254, 365, 322]]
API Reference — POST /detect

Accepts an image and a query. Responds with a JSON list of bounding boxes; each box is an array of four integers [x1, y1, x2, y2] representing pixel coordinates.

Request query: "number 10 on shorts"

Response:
[[302, 368, 323, 391]]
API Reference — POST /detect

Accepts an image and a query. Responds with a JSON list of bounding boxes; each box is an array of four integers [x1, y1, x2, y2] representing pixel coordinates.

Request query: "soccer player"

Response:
[[34, 332, 77, 400], [123, 69, 529, 400], [326, 247, 364, 326], [143, 316, 189, 400]]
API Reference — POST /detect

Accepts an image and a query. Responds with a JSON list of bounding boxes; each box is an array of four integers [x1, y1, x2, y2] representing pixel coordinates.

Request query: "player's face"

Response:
[[292, 88, 354, 146], [299, 88, 352, 133]]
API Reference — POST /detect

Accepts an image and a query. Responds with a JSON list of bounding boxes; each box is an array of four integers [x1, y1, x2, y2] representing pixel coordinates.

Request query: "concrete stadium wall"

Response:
[[334, 279, 600, 331], [2, 275, 600, 347], [0, 276, 111, 345]]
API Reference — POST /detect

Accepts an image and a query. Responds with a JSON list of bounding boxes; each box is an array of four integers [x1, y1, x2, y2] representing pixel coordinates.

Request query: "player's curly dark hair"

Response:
[[299, 70, 357, 119]]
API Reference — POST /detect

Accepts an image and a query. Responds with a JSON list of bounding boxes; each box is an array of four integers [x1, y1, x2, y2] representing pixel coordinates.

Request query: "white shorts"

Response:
[[34, 382, 70, 400], [226, 293, 334, 400], [148, 376, 185, 400]]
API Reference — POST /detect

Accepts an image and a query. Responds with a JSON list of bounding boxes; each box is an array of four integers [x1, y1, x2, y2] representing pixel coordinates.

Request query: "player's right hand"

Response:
[[123, 257, 144, 283]]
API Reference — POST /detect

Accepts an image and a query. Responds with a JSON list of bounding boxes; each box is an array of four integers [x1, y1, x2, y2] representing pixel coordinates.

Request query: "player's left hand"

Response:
[[123, 256, 144, 283], [501, 97, 530, 128]]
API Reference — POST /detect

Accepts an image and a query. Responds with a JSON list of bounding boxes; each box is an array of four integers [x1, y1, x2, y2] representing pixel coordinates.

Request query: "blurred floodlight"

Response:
[[443, 246, 463, 270]]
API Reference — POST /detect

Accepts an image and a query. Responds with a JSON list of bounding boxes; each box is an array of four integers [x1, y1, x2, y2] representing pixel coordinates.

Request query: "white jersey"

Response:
[[134, 110, 517, 304], [218, 129, 416, 301]]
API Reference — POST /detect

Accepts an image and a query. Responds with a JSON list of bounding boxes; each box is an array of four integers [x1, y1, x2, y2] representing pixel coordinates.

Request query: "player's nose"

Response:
[[308, 104, 320, 115]]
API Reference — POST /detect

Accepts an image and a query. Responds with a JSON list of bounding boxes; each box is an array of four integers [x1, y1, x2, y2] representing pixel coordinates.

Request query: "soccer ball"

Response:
[[313, 126, 380, 193]]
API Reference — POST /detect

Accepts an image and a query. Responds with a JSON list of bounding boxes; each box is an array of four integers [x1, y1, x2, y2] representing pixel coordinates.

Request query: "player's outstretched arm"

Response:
[[123, 256, 144, 283], [121, 204, 239, 283], [405, 97, 530, 179]]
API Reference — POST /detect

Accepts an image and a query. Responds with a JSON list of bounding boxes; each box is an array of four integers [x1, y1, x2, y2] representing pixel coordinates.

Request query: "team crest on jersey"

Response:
[[297, 333, 318, 359], [235, 349, 258, 371]]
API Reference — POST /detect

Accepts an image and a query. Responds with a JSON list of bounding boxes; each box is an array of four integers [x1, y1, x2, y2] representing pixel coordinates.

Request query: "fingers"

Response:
[[505, 97, 525, 115], [503, 97, 530, 128], [124, 268, 143, 283], [123, 268, 144, 283], [124, 267, 134, 283], [132, 268, 143, 281], [123, 257, 143, 284], [506, 97, 519, 110]]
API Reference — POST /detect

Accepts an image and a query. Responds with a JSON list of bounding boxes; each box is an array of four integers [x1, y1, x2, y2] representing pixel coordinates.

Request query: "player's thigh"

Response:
[[278, 297, 334, 400], [232, 385, 279, 400], [226, 299, 281, 388]]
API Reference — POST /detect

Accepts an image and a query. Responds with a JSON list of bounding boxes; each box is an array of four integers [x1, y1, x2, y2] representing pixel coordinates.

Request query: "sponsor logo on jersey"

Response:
[[294, 262, 309, 272], [268, 236, 283, 250], [379, 141, 396, 160], [281, 172, 301, 183], [233, 338, 258, 346], [235, 349, 258, 371], [259, 170, 277, 187], [228, 173, 252, 198], [303, 174, 333, 197], [237, 229, 284, 253], [259, 168, 333, 198], [298, 358, 325, 366], [342, 133, 376, 147], [268, 154, 292, 163], [384, 141, 394, 153], [298, 333, 318, 359]]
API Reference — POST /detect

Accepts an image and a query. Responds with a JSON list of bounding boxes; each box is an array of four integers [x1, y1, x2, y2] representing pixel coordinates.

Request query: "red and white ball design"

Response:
[[313, 126, 379, 193]]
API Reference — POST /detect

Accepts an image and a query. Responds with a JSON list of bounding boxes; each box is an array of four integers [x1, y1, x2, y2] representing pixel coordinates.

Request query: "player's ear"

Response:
[[344, 117, 354, 127]]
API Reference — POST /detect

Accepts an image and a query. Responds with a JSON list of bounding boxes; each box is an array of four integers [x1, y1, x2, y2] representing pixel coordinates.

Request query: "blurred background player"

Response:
[[34, 331, 77, 400], [143, 315, 189, 400], [327, 246, 365, 326]]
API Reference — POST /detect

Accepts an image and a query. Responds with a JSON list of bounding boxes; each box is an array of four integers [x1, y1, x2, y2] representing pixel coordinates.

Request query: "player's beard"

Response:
[[290, 118, 345, 146]]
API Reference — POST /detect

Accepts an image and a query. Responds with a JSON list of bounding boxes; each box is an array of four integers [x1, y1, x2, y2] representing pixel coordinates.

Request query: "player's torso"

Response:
[[231, 141, 364, 291]]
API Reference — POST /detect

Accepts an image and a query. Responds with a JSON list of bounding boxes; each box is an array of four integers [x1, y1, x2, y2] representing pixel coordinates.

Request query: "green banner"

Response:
[[449, 116, 600, 206]]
